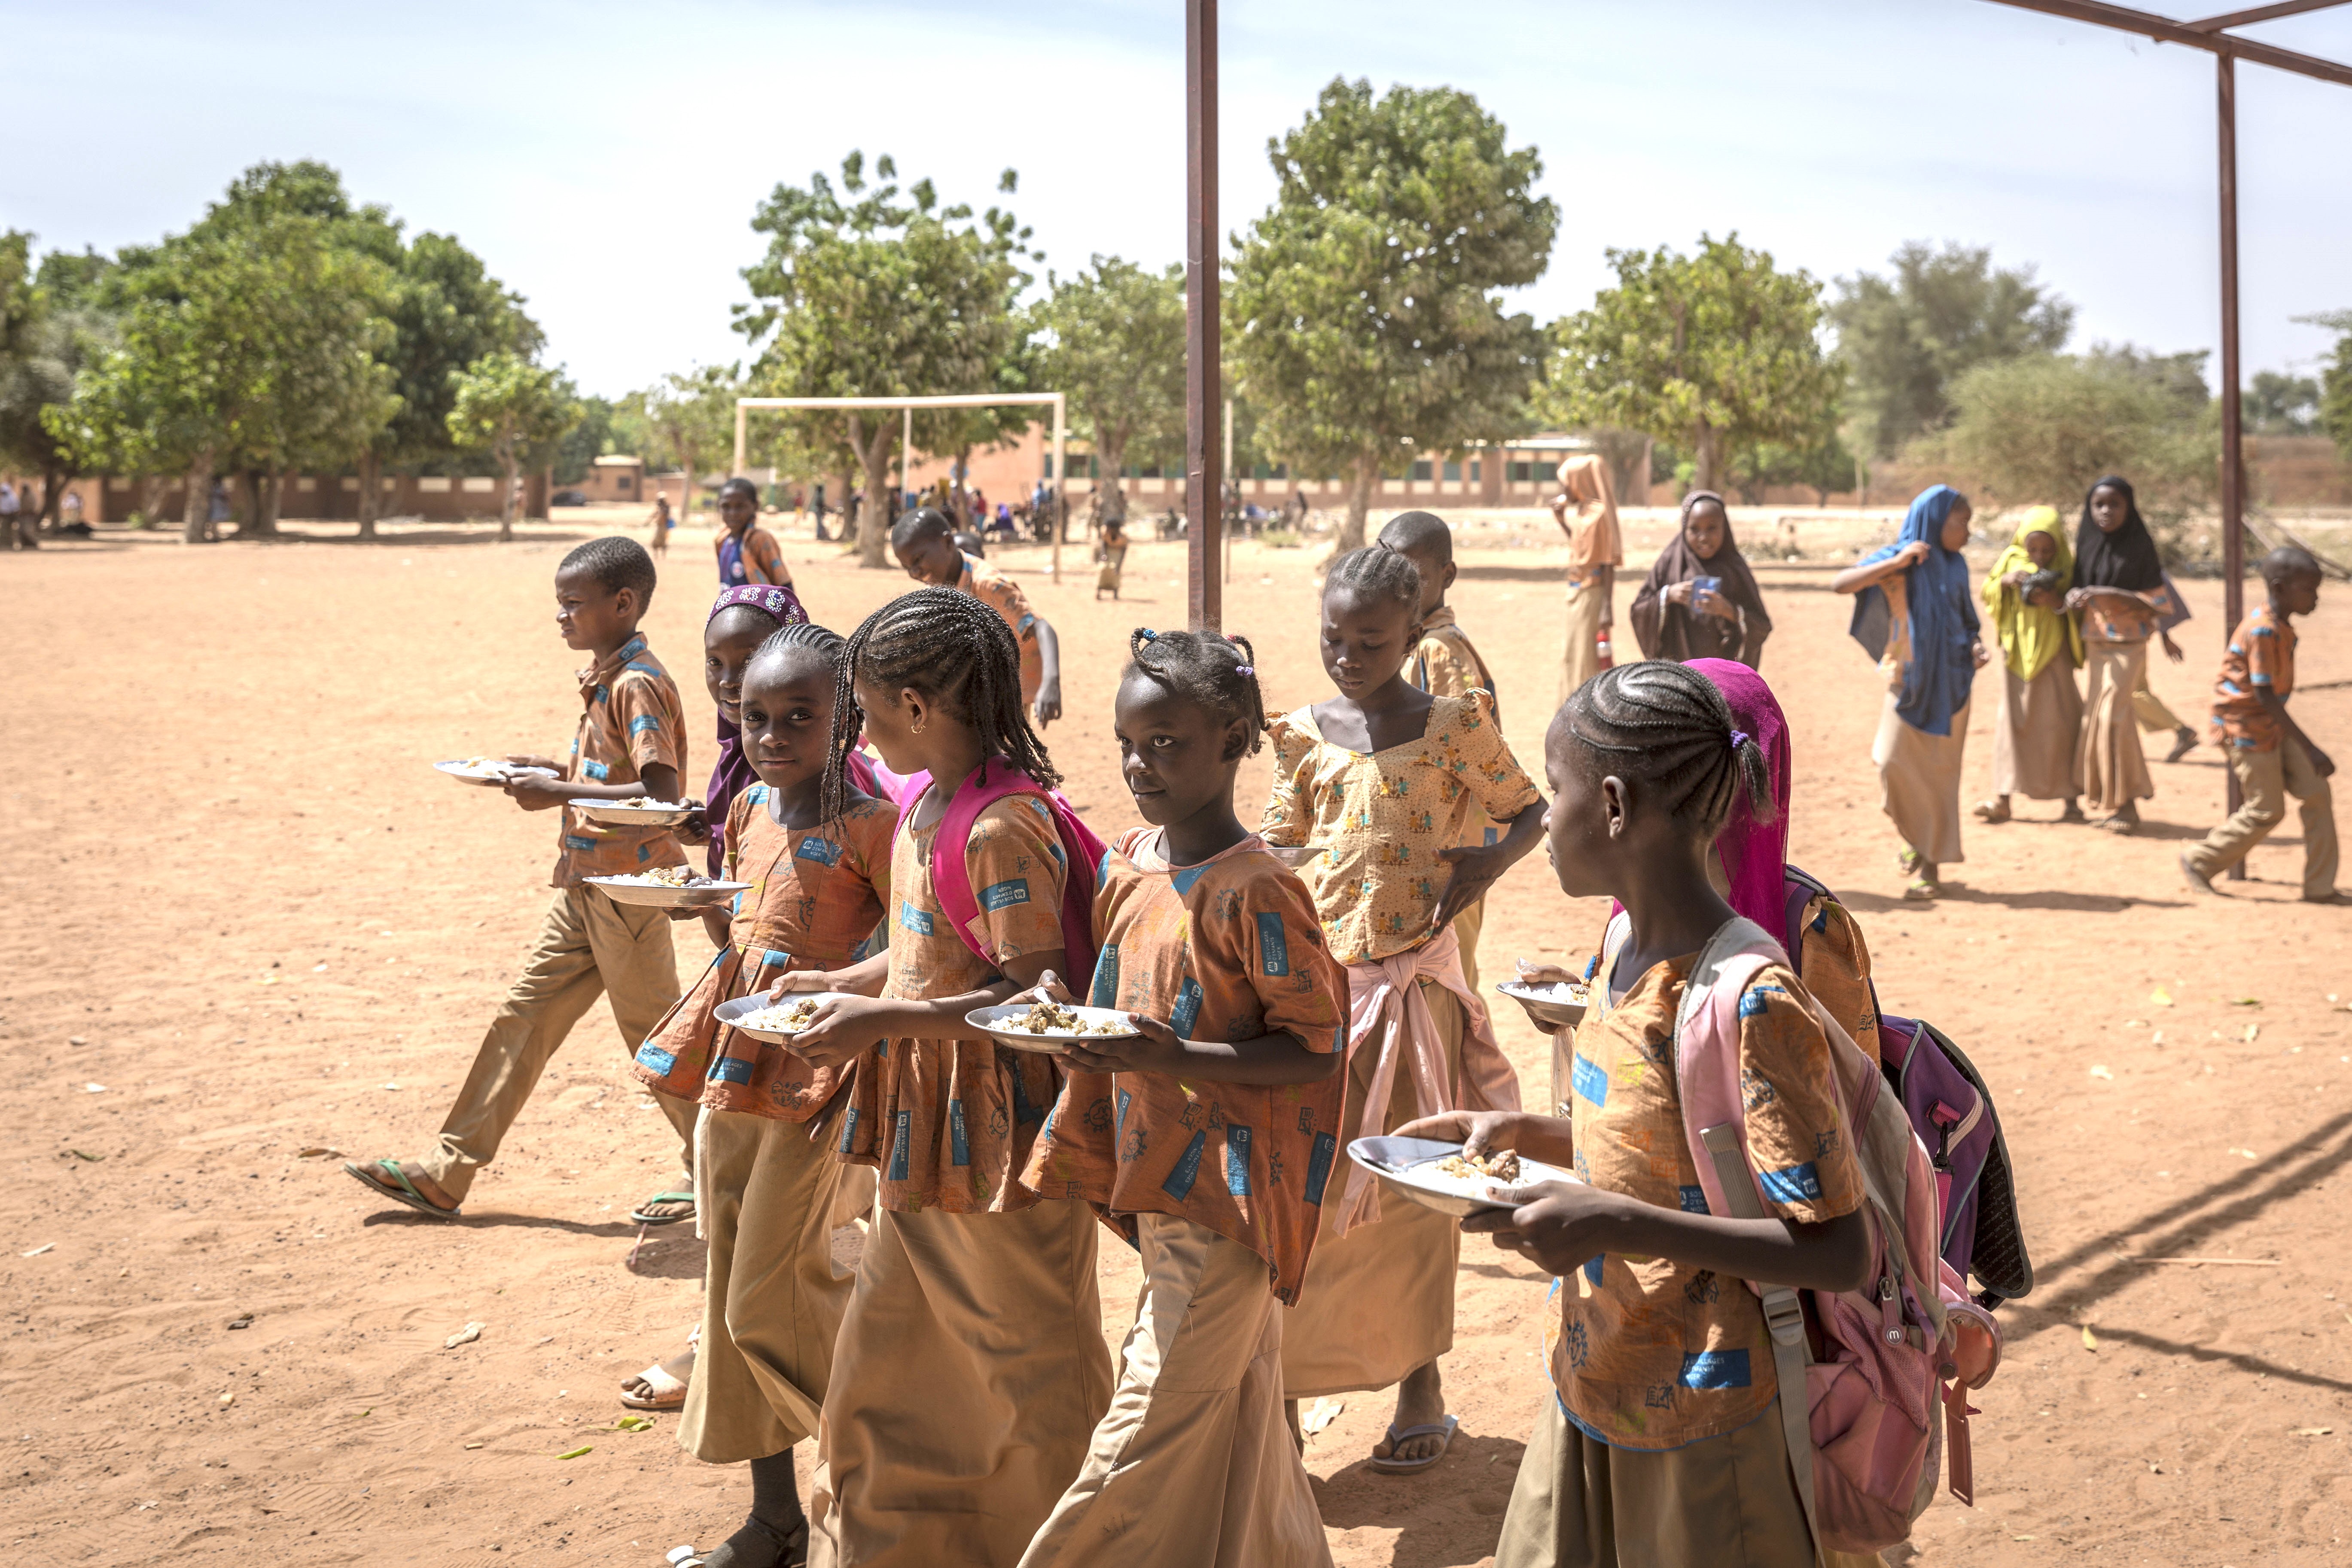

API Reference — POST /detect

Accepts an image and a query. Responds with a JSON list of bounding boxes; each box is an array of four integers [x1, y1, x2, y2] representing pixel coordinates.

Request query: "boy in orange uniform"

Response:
[[716, 477, 792, 589], [891, 504, 1064, 726], [1381, 509, 1501, 990], [345, 537, 703, 1221], [2184, 547, 2340, 901]]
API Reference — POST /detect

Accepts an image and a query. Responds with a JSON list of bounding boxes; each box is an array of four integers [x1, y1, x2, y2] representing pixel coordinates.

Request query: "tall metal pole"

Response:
[[1185, 0, 1222, 632], [2218, 52, 2248, 871]]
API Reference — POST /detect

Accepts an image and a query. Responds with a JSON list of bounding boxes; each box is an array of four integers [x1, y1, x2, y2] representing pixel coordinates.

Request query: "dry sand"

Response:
[[4, 508, 2349, 1565]]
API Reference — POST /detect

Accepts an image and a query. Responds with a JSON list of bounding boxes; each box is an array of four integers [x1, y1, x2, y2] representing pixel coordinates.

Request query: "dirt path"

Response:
[[3, 517, 2348, 1565]]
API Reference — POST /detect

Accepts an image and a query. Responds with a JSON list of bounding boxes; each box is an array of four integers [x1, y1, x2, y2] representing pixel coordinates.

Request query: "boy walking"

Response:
[[2183, 547, 2341, 903], [346, 537, 705, 1220], [1380, 510, 1500, 989], [891, 503, 1065, 725]]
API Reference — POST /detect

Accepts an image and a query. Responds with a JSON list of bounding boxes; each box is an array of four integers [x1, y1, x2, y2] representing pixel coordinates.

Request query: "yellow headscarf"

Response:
[[1982, 506, 2080, 681]]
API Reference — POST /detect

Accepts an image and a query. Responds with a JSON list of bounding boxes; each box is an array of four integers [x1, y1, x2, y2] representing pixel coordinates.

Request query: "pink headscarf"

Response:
[[1687, 657, 1792, 937]]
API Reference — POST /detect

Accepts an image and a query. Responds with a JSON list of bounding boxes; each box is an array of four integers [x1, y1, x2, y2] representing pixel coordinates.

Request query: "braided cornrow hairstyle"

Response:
[[1561, 662, 1775, 836], [1323, 544, 1422, 612], [821, 586, 1059, 822], [747, 619, 857, 819], [1124, 627, 1267, 757]]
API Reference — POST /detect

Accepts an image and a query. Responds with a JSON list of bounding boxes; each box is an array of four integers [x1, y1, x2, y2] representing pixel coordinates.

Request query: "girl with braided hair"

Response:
[[631, 621, 894, 1568], [1018, 628, 1345, 1568], [892, 505, 1066, 726], [1261, 547, 1547, 1472], [761, 585, 1115, 1566], [1402, 661, 1874, 1568]]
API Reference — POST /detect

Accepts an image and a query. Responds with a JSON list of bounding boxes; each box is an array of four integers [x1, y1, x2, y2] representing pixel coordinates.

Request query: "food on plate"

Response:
[[1435, 1148, 1522, 1184], [733, 998, 822, 1033], [599, 866, 721, 889], [1507, 980, 1589, 1004], [582, 796, 689, 810], [1018, 1001, 1127, 1037]]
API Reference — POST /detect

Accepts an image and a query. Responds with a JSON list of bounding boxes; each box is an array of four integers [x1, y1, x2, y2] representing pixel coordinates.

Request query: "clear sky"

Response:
[[8, 0, 2349, 399]]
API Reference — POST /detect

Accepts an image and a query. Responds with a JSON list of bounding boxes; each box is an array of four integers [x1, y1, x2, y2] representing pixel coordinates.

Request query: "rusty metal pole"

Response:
[[1185, 0, 1222, 632], [2218, 51, 2247, 871]]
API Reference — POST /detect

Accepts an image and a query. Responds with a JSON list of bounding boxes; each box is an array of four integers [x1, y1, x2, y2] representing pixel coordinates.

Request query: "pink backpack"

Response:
[[922, 759, 1108, 986], [1610, 912, 2002, 1556]]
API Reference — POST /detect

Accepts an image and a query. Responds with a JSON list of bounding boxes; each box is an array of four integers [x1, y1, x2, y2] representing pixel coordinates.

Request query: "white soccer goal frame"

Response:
[[734, 392, 1069, 578]]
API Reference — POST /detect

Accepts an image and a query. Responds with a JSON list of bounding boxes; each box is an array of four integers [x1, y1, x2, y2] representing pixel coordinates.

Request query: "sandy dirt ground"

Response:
[[4, 505, 2349, 1567]]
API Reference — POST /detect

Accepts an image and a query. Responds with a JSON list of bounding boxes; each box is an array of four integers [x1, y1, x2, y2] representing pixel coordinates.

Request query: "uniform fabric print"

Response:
[[1546, 947, 1863, 1451], [632, 789, 896, 1117], [2211, 603, 2295, 752], [1257, 689, 1540, 965], [1022, 829, 1347, 1304], [553, 633, 689, 886], [957, 553, 1045, 707], [840, 795, 1069, 1213]]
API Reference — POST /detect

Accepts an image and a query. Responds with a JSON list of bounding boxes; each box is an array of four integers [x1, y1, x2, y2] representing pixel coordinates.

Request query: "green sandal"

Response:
[[631, 1190, 698, 1226], [342, 1158, 463, 1221], [1902, 877, 1940, 902], [1896, 846, 1924, 875]]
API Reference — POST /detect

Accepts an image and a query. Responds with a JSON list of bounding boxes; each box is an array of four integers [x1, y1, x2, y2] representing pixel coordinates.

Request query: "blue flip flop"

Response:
[[1369, 1413, 1459, 1472], [342, 1158, 463, 1221]]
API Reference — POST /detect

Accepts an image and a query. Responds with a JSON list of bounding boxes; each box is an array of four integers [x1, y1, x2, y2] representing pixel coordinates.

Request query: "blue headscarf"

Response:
[[1848, 484, 1980, 737]]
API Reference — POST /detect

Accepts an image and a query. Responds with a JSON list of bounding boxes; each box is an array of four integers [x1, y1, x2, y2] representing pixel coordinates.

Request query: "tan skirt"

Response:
[[1872, 693, 1971, 867], [1989, 659, 2083, 801], [680, 1109, 855, 1463], [1019, 1215, 1331, 1568], [1560, 579, 1607, 706], [2078, 640, 2155, 813], [1280, 979, 1465, 1401], [807, 1199, 1115, 1568]]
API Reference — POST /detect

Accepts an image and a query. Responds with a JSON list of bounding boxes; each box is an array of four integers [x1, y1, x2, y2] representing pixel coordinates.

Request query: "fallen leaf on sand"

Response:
[[2081, 1325, 2099, 1352], [2230, 996, 2261, 1007], [218, 1393, 235, 1407], [21, 1243, 54, 1257], [1301, 1397, 1344, 1437], [2089, 1065, 2114, 1081], [555, 1445, 593, 1460], [225, 1313, 253, 1330], [2151, 988, 2173, 1006], [2243, 1024, 2261, 1042], [464, 1442, 485, 1450], [84, 1083, 107, 1093], [67, 1149, 103, 1161], [2294, 1427, 2334, 1436], [445, 1321, 484, 1349], [296, 1146, 346, 1160]]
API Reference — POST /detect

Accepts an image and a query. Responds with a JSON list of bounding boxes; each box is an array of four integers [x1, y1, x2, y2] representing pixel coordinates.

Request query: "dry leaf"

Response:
[[2230, 996, 2261, 1007], [2294, 1426, 2334, 1436], [2243, 1024, 2261, 1042], [445, 1321, 483, 1349], [2089, 1065, 2114, 1081], [464, 1442, 484, 1450], [2081, 1325, 2099, 1352], [2151, 988, 2173, 1006], [218, 1392, 236, 1407], [20, 1243, 54, 1257], [1300, 1397, 1345, 1437], [555, 1444, 593, 1460], [296, 1146, 346, 1160]]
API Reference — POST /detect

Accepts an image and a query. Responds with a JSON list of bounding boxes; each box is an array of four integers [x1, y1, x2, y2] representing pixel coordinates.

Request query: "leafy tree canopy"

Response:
[[1228, 77, 1556, 550], [1030, 255, 1186, 493], [448, 350, 579, 539]]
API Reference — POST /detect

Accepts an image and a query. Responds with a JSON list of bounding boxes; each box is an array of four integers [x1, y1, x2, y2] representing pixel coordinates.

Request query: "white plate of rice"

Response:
[[571, 798, 699, 828], [436, 758, 559, 787], [966, 1002, 1141, 1054], [586, 870, 751, 908], [1347, 1135, 1580, 1217], [715, 992, 858, 1042]]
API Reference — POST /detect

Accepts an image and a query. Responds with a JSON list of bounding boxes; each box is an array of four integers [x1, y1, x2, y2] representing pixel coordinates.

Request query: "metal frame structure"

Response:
[[1981, 0, 2350, 865], [734, 392, 1069, 578]]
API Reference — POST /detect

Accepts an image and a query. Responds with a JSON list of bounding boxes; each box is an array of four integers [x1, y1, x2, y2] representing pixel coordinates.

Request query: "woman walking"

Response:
[[1975, 506, 2084, 825], [1833, 484, 1988, 900], [1627, 489, 1773, 666], [2067, 475, 2175, 833], [1548, 454, 1622, 701]]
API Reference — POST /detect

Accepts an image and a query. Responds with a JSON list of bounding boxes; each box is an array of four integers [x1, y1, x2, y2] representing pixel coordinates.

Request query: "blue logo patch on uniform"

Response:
[[948, 1099, 969, 1166], [637, 843, 654, 863], [1678, 1185, 1710, 1214], [899, 901, 935, 935], [583, 759, 610, 780], [762, 949, 792, 969], [1090, 944, 1119, 1008], [1170, 977, 1203, 1039], [629, 714, 661, 737], [888, 1110, 912, 1181], [1583, 1254, 1605, 1287], [1678, 1350, 1752, 1390], [564, 834, 597, 852], [1255, 912, 1290, 976], [1304, 1132, 1337, 1205], [1115, 1087, 1132, 1141], [1759, 1162, 1823, 1204], [1738, 983, 1787, 1019], [838, 1106, 859, 1153], [635, 1045, 677, 1075], [980, 878, 1030, 912], [1571, 1053, 1610, 1108], [1169, 862, 1212, 897], [1162, 1130, 1208, 1200], [795, 837, 843, 865], [1225, 1124, 1253, 1195], [710, 1056, 754, 1085]]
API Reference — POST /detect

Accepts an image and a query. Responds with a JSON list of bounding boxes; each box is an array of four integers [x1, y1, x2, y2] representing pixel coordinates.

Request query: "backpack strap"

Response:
[[930, 759, 1104, 985]]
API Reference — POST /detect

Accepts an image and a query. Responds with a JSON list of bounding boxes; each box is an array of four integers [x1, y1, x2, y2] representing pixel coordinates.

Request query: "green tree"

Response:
[[632, 365, 741, 526], [1830, 241, 2074, 460], [2291, 311, 2352, 462], [448, 350, 579, 540], [740, 152, 1032, 565], [1938, 352, 2216, 557], [1729, 429, 1857, 507], [2246, 370, 2318, 435], [1546, 233, 1840, 493], [1228, 79, 1556, 551], [0, 233, 113, 547], [1032, 256, 1186, 529]]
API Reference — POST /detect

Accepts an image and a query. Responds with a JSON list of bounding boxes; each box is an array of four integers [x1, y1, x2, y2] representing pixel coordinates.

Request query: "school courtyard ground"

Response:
[[4, 504, 2349, 1566]]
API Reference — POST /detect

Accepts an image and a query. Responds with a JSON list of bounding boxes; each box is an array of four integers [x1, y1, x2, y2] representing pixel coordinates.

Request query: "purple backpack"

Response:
[[1784, 867, 2034, 1309]]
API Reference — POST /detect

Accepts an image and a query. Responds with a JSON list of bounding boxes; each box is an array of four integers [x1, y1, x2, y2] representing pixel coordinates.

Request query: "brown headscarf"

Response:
[[1627, 490, 1772, 666], [1555, 454, 1622, 572]]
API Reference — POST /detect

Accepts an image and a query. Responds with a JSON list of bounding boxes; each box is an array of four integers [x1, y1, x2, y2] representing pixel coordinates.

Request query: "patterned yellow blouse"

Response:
[[1258, 690, 1542, 965]]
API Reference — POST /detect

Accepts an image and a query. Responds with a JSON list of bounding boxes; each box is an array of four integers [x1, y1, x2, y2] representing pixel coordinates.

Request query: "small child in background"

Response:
[[767, 587, 1114, 1565], [1261, 546, 1546, 1472], [716, 477, 792, 590], [1019, 628, 1346, 1568], [344, 537, 700, 1224], [1380, 509, 1500, 990], [646, 493, 673, 556], [892, 505, 1065, 727], [632, 622, 897, 1568], [1404, 661, 1873, 1568], [2184, 547, 2341, 902]]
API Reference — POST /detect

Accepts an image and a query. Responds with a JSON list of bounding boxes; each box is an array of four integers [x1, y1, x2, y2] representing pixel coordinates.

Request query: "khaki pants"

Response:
[[422, 886, 695, 1201], [1020, 1216, 1331, 1568], [1560, 580, 1607, 706], [1496, 1392, 1877, 1568], [2133, 665, 2186, 734], [680, 1109, 856, 1463], [2187, 741, 2340, 900], [809, 1199, 1115, 1568]]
